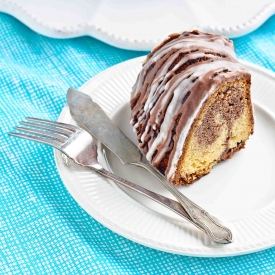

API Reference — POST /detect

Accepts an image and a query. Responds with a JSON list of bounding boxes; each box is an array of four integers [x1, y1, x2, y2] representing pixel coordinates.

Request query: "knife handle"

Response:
[[132, 161, 233, 244], [95, 167, 208, 233]]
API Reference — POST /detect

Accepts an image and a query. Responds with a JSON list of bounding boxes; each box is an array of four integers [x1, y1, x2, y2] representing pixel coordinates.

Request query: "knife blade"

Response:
[[66, 88, 206, 231], [67, 88, 142, 165]]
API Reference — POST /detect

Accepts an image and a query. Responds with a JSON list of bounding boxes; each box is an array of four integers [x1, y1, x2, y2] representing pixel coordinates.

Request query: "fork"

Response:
[[9, 117, 222, 240]]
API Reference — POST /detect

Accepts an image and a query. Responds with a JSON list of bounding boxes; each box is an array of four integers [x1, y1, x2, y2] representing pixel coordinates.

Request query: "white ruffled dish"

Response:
[[1, 0, 275, 50], [56, 56, 275, 257]]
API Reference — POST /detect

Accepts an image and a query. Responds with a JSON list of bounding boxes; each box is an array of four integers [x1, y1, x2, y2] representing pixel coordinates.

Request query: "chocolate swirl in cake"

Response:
[[130, 30, 248, 182]]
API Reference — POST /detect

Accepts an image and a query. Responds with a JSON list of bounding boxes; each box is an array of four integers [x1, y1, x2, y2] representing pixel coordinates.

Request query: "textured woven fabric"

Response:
[[1, 12, 275, 274]]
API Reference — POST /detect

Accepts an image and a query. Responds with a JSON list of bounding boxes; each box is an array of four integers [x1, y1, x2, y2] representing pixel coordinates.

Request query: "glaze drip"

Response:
[[130, 30, 247, 182]]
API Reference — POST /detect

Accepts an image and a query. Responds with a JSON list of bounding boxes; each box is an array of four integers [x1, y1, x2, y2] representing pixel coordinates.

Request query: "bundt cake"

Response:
[[130, 30, 254, 185]]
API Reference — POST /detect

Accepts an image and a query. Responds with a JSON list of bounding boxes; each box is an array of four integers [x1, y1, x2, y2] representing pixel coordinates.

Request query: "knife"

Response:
[[66, 88, 233, 244]]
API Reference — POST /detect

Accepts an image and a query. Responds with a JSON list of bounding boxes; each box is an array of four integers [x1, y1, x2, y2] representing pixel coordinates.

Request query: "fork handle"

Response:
[[132, 161, 233, 244], [94, 167, 208, 233]]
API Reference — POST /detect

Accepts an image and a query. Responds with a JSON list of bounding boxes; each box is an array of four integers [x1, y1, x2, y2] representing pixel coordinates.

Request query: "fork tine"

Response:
[[20, 121, 73, 136], [26, 117, 79, 132], [9, 132, 63, 149], [16, 126, 67, 143]]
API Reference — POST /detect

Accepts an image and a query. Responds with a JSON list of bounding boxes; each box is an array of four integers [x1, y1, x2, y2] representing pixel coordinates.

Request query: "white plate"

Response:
[[56, 56, 275, 257], [1, 0, 275, 50]]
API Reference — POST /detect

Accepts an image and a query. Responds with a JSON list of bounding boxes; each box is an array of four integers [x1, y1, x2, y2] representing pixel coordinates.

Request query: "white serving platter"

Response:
[[1, 0, 275, 50]]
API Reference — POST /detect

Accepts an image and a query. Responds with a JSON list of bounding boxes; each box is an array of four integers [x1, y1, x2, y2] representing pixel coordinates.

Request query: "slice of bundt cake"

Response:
[[130, 30, 254, 185]]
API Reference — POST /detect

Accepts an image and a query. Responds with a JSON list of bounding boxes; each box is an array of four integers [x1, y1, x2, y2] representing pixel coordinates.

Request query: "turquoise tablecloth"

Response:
[[1, 12, 275, 274]]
